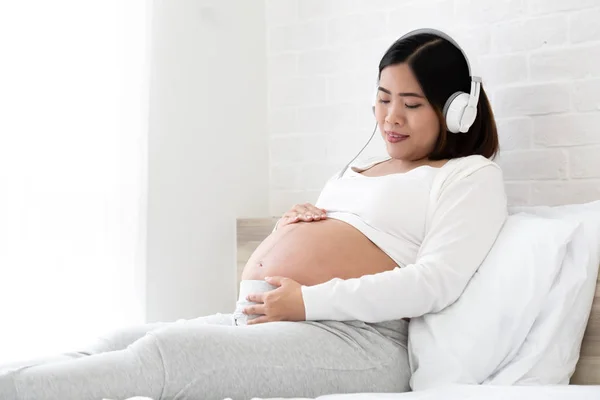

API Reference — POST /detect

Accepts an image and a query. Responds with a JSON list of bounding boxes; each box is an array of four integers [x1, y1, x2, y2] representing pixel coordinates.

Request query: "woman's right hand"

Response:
[[278, 203, 327, 228]]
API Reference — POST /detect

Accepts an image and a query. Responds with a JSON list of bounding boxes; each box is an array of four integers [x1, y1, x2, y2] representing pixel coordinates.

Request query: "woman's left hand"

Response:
[[244, 276, 306, 324]]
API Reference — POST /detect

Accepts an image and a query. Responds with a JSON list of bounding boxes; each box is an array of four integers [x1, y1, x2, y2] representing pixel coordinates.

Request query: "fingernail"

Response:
[[305, 214, 311, 219]]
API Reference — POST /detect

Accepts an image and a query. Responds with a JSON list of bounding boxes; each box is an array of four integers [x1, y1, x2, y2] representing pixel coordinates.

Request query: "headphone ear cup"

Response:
[[443, 92, 469, 133]]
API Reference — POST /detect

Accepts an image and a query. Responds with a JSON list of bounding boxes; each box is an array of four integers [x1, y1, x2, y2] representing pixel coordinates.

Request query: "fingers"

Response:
[[292, 204, 311, 221], [264, 276, 285, 286], [279, 203, 327, 227], [277, 213, 300, 228], [247, 316, 269, 325], [243, 304, 266, 315], [246, 292, 265, 303], [283, 213, 301, 223], [307, 203, 327, 221], [292, 203, 327, 222]]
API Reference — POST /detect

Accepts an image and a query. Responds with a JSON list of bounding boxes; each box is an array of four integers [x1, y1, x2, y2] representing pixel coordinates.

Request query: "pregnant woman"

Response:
[[0, 29, 507, 400]]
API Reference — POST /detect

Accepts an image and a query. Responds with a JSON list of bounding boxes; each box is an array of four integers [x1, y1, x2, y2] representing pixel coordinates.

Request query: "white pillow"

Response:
[[408, 213, 579, 391], [485, 201, 600, 385]]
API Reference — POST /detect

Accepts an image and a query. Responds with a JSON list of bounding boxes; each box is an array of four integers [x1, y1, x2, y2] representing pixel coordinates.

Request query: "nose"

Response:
[[384, 101, 407, 126]]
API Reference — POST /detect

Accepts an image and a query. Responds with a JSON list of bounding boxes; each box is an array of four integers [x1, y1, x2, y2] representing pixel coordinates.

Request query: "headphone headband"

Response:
[[398, 28, 476, 79]]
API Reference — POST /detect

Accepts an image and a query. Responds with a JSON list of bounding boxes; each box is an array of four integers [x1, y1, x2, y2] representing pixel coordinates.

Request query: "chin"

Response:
[[386, 145, 410, 160]]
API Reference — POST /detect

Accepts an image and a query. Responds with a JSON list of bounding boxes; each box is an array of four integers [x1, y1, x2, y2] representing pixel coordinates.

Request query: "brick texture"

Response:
[[266, 0, 600, 214]]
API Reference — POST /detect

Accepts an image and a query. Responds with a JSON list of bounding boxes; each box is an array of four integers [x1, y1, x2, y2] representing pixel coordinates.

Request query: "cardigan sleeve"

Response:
[[301, 163, 508, 322]]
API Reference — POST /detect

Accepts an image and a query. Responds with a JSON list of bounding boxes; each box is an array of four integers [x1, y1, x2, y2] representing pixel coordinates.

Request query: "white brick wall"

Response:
[[266, 0, 600, 215]]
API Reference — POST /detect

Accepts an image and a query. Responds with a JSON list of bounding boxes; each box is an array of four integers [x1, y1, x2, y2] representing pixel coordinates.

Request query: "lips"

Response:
[[385, 131, 409, 143]]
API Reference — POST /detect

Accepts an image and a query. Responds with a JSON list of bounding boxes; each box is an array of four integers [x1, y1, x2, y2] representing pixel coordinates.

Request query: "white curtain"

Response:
[[0, 1, 150, 363]]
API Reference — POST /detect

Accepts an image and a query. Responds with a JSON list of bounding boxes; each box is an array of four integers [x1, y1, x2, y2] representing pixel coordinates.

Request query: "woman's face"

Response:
[[374, 63, 441, 162]]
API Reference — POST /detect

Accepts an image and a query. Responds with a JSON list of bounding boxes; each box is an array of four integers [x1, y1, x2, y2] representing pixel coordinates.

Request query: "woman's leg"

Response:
[[87, 313, 234, 354], [0, 321, 172, 374], [0, 313, 233, 390], [0, 317, 410, 400], [0, 279, 257, 376], [1, 313, 234, 373]]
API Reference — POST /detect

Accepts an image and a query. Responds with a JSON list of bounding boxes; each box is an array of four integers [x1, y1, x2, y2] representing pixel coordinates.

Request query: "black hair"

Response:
[[378, 32, 499, 159]]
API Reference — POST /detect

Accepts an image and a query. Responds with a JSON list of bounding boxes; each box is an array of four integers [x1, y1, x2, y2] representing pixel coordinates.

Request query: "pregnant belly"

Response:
[[241, 219, 398, 286]]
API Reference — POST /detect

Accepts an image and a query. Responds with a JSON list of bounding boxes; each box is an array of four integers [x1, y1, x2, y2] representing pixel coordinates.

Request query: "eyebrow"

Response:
[[378, 86, 425, 99]]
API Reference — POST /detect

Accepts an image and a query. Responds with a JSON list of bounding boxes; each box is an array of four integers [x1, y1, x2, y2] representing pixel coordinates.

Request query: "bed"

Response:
[[252, 384, 600, 399], [235, 217, 600, 399]]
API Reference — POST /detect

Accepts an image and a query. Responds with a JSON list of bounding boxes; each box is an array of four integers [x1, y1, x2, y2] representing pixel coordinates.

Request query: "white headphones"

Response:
[[374, 28, 482, 134], [337, 29, 482, 179]]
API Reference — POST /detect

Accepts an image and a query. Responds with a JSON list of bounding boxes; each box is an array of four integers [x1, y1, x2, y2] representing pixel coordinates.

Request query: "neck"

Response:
[[387, 157, 430, 168]]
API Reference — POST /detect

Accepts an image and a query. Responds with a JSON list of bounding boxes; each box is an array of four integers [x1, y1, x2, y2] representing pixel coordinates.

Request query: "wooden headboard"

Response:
[[571, 282, 600, 384], [235, 217, 600, 385]]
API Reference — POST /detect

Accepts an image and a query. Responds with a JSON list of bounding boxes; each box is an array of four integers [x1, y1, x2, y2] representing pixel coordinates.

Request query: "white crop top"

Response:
[[315, 158, 442, 268], [300, 154, 508, 323]]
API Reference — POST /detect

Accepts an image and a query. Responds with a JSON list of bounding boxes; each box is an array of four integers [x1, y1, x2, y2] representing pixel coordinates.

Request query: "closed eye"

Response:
[[405, 104, 422, 109]]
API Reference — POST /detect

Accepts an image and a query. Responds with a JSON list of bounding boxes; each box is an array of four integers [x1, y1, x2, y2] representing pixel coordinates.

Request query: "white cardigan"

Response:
[[301, 155, 508, 322]]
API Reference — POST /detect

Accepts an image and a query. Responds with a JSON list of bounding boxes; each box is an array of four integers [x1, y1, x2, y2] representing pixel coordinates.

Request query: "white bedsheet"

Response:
[[253, 384, 600, 400], [116, 385, 600, 400]]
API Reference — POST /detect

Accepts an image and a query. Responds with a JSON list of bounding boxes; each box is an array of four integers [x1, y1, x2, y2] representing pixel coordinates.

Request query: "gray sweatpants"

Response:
[[0, 281, 410, 400]]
